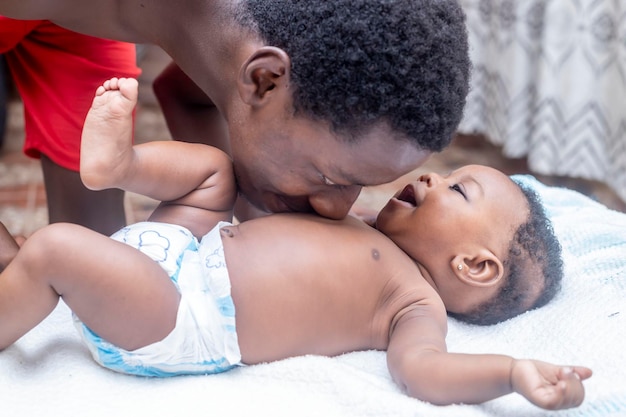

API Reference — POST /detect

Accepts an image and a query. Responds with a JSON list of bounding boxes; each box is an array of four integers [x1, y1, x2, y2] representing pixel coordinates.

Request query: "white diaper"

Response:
[[74, 221, 242, 377]]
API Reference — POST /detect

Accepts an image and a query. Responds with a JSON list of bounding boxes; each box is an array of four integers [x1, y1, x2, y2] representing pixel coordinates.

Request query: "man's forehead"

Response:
[[326, 146, 431, 186]]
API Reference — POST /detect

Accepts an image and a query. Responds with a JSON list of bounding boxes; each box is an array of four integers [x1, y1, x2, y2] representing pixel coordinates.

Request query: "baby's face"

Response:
[[376, 165, 527, 305]]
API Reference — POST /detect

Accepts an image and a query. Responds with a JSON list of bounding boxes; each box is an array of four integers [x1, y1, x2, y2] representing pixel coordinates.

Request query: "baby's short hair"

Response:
[[449, 181, 564, 326], [235, 0, 470, 152]]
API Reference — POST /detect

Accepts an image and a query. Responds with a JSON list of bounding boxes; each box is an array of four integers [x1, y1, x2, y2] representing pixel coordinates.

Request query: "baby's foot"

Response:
[[0, 222, 20, 272], [80, 77, 139, 190]]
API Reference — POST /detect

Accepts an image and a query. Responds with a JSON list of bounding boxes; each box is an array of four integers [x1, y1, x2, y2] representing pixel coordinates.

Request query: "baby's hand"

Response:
[[511, 359, 592, 410]]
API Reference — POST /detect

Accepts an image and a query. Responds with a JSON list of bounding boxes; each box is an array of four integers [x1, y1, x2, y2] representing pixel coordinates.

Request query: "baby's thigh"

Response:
[[47, 224, 180, 351]]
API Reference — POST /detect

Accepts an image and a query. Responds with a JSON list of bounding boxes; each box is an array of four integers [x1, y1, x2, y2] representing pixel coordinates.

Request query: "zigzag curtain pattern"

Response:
[[458, 0, 626, 202]]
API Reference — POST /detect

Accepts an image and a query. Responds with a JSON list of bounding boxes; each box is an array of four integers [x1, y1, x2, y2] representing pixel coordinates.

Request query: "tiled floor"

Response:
[[1, 45, 624, 238]]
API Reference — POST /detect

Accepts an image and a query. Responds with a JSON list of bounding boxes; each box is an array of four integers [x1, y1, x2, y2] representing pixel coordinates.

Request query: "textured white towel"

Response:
[[2, 176, 625, 417]]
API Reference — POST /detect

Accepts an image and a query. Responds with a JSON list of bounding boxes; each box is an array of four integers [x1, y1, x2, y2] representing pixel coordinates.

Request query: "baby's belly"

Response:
[[219, 221, 391, 364]]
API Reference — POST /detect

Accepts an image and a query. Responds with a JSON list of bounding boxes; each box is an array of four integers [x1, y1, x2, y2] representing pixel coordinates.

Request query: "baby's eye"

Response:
[[449, 183, 467, 199], [322, 175, 336, 186]]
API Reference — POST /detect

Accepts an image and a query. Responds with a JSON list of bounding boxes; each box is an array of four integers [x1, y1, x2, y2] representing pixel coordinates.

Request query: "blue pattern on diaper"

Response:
[[216, 296, 235, 317], [79, 325, 235, 377], [204, 246, 227, 270], [137, 230, 170, 262]]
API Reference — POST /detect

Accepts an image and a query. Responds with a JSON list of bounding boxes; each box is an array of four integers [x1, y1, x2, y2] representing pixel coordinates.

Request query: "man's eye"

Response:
[[449, 184, 467, 199]]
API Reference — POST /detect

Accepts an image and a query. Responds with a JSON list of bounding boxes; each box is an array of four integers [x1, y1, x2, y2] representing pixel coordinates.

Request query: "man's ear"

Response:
[[237, 46, 291, 107], [451, 250, 504, 288]]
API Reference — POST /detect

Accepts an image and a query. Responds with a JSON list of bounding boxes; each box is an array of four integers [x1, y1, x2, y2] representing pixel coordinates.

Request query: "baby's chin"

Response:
[[372, 204, 390, 232], [374, 196, 404, 228]]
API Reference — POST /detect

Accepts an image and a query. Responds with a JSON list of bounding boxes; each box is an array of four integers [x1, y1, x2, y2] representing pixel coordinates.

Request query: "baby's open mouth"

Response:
[[396, 184, 417, 206]]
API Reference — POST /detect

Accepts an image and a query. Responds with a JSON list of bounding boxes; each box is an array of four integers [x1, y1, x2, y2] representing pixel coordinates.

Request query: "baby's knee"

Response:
[[19, 223, 82, 265]]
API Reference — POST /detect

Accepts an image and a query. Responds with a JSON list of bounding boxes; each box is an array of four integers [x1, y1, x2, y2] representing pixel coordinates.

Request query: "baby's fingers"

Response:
[[545, 367, 587, 409], [569, 366, 593, 381]]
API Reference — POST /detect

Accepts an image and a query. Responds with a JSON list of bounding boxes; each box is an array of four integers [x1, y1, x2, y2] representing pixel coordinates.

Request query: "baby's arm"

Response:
[[386, 304, 592, 409], [123, 140, 236, 237], [80, 77, 236, 237]]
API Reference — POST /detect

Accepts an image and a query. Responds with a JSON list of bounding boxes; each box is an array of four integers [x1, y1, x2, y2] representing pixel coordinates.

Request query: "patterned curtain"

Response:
[[458, 0, 626, 203]]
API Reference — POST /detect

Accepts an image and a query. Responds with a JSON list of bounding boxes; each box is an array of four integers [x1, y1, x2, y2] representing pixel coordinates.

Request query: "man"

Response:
[[0, 0, 470, 224]]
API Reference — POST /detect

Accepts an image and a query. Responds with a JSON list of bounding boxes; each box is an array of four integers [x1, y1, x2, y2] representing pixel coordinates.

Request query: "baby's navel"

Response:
[[371, 248, 380, 261]]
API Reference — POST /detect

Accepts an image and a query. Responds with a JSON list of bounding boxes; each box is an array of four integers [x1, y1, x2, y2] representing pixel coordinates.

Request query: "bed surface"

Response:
[[2, 176, 625, 417]]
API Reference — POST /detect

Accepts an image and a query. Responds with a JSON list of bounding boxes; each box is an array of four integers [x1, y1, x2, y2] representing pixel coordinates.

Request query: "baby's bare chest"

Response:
[[218, 219, 423, 359]]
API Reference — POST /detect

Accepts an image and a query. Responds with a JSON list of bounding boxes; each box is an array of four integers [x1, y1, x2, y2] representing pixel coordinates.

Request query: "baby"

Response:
[[0, 78, 591, 410]]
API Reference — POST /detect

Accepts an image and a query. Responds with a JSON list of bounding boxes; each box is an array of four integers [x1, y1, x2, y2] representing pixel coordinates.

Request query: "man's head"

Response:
[[229, 0, 470, 219], [376, 165, 563, 325]]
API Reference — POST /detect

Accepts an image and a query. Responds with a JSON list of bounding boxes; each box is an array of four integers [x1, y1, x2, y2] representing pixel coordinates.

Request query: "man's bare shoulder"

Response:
[[0, 0, 68, 19], [1, 0, 234, 43], [0, 0, 150, 42]]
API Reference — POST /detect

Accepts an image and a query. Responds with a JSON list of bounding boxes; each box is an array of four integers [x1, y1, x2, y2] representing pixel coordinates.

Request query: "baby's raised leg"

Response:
[[80, 77, 139, 190], [0, 223, 179, 351]]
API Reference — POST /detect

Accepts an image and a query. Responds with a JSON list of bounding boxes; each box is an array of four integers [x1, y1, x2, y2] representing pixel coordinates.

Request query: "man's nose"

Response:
[[309, 185, 362, 220]]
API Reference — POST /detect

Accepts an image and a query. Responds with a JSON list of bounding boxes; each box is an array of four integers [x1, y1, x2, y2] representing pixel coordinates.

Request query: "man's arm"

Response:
[[0, 0, 147, 42], [153, 63, 271, 222], [153, 62, 230, 152], [386, 304, 592, 409], [0, 0, 87, 20]]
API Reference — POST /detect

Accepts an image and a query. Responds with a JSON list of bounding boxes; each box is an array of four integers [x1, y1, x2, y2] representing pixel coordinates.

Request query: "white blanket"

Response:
[[2, 176, 625, 417]]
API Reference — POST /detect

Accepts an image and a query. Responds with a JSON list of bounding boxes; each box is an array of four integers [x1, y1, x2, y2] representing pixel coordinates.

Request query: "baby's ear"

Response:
[[237, 46, 291, 106], [451, 250, 504, 288]]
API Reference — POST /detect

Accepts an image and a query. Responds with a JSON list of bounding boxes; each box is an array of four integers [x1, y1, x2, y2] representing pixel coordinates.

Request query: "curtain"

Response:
[[458, 0, 626, 202]]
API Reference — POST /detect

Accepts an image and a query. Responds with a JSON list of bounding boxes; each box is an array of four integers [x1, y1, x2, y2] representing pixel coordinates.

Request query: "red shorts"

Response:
[[0, 17, 141, 171]]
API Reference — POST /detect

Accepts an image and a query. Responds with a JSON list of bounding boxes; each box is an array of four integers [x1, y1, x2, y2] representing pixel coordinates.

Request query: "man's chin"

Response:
[[233, 195, 272, 221], [239, 190, 310, 216]]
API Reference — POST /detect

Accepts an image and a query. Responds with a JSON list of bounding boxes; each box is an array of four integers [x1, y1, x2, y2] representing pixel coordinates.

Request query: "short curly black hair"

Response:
[[235, 0, 470, 151], [449, 182, 564, 326]]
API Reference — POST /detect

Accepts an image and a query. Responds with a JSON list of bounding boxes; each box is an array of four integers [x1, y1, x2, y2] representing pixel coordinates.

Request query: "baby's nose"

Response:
[[419, 172, 443, 187]]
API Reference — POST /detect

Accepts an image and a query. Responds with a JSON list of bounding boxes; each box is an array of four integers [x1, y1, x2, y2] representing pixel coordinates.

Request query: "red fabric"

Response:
[[0, 17, 141, 170]]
